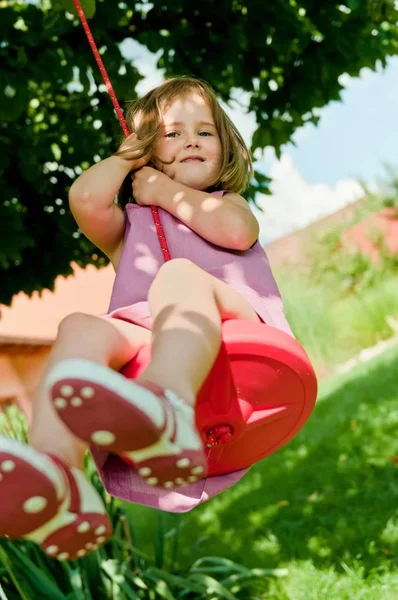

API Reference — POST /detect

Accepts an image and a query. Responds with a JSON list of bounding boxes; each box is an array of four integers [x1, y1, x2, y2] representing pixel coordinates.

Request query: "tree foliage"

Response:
[[1, 0, 397, 304]]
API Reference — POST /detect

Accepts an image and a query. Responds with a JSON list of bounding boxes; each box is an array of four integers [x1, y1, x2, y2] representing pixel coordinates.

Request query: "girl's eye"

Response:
[[165, 130, 213, 138]]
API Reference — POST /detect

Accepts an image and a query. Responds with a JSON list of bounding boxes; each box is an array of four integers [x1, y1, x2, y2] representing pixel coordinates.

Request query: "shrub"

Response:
[[0, 407, 286, 599]]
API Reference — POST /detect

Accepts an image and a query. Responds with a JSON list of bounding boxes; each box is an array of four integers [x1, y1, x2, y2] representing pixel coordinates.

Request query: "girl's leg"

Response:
[[138, 258, 260, 406], [0, 316, 151, 560], [29, 313, 151, 469], [39, 259, 260, 490]]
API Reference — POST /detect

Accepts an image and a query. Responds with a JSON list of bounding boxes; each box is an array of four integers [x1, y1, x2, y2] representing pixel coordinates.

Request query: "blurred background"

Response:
[[0, 1, 397, 599]]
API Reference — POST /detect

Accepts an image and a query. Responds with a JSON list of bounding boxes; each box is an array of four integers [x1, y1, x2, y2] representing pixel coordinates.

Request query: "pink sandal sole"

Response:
[[121, 450, 207, 489], [49, 370, 165, 453], [0, 441, 64, 539], [0, 438, 112, 561], [41, 455, 112, 560], [47, 360, 208, 489], [40, 510, 112, 561]]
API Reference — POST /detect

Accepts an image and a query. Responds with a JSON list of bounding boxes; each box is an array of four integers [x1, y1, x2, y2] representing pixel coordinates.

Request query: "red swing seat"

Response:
[[73, 0, 318, 478], [121, 319, 317, 477]]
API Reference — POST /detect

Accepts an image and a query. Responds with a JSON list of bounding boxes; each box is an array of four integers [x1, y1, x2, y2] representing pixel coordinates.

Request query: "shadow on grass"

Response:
[[172, 348, 398, 572]]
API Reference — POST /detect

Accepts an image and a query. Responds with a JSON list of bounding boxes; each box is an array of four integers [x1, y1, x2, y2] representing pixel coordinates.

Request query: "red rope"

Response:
[[70, 2, 236, 451], [72, 0, 170, 262], [71, 2, 236, 450]]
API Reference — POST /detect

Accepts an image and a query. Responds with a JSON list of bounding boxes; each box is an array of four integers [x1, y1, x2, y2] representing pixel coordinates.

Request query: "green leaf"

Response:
[[51, 142, 62, 161], [191, 556, 250, 573], [144, 568, 205, 594], [0, 546, 31, 600], [154, 513, 166, 569], [153, 579, 177, 600], [0, 75, 28, 123], [52, 0, 96, 19], [189, 573, 238, 600], [346, 0, 361, 10], [3, 0, 398, 304], [251, 126, 272, 151], [0, 544, 67, 600], [118, 582, 142, 600]]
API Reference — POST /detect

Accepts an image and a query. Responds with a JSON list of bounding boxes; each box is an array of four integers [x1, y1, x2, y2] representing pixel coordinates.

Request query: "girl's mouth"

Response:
[[181, 156, 205, 163]]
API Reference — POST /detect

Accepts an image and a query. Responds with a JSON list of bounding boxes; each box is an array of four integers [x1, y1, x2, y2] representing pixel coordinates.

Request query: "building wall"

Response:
[[265, 201, 362, 270], [264, 203, 398, 271], [0, 350, 50, 419], [342, 208, 398, 262], [0, 262, 114, 417]]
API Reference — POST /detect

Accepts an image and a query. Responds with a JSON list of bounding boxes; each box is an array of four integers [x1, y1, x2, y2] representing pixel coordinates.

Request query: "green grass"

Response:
[[124, 347, 398, 599], [1, 347, 396, 599], [277, 274, 398, 374]]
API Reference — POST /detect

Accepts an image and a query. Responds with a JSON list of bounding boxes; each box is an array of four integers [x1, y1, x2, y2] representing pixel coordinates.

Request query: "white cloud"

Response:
[[120, 39, 164, 95], [254, 155, 364, 244]]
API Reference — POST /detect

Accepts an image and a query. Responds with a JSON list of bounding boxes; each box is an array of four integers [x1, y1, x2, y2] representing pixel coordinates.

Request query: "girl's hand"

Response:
[[131, 167, 169, 206], [116, 133, 150, 170]]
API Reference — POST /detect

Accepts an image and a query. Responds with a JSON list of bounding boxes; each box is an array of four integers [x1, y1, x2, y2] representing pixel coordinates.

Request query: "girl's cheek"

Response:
[[164, 164, 176, 179]]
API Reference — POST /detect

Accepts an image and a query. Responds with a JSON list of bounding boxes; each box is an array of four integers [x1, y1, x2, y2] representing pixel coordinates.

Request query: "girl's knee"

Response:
[[148, 259, 212, 313], [156, 258, 197, 278], [150, 259, 199, 295], [57, 312, 99, 337]]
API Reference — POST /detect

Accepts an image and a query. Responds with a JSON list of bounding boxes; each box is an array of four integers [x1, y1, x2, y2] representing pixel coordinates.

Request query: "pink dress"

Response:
[[91, 198, 294, 513]]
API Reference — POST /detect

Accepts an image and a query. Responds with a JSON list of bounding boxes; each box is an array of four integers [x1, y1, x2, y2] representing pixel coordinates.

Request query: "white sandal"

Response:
[[0, 437, 112, 561], [46, 359, 208, 489]]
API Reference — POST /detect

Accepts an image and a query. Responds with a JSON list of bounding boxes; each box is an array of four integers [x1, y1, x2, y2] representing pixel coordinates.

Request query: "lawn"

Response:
[[278, 274, 398, 376], [1, 347, 397, 599], [124, 346, 398, 599]]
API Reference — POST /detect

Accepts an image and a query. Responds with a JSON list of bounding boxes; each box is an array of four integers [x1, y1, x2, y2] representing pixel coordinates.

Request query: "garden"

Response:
[[1, 1, 397, 598]]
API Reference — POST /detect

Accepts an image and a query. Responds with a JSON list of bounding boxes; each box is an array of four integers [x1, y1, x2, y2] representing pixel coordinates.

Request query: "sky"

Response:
[[121, 40, 398, 243]]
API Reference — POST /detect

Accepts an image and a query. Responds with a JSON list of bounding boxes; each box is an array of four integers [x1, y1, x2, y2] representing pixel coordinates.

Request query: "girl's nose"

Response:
[[185, 134, 200, 148]]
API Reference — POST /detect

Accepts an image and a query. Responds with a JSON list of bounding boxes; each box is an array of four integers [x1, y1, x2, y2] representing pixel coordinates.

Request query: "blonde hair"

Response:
[[115, 77, 253, 205]]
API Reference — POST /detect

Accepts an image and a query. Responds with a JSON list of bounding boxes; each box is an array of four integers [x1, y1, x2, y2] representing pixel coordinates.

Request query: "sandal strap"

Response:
[[46, 454, 80, 514]]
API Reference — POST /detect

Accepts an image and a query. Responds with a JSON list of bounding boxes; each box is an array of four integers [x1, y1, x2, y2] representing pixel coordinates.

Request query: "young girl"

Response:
[[0, 77, 296, 561]]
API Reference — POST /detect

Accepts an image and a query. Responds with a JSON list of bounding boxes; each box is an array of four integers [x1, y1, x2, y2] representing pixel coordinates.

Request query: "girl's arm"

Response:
[[69, 153, 146, 260], [132, 167, 260, 251]]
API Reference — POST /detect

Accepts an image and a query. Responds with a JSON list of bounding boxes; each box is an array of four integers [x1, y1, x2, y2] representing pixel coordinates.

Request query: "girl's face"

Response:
[[154, 92, 222, 191]]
